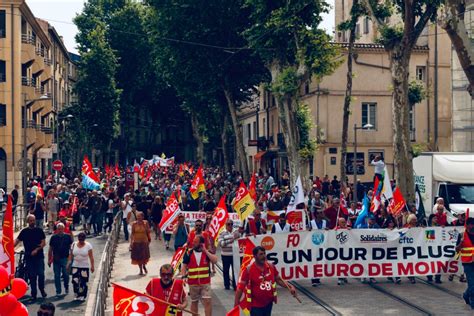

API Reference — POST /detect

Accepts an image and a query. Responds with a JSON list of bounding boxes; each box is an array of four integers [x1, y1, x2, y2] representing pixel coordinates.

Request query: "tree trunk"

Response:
[[221, 114, 230, 172], [277, 96, 302, 188], [190, 113, 204, 163], [441, 0, 474, 98], [391, 45, 415, 203], [340, 14, 357, 188], [223, 88, 250, 181]]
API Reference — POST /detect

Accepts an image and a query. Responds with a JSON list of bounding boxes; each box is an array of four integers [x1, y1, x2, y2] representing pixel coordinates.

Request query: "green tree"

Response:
[[74, 23, 121, 162], [147, 0, 269, 179], [244, 0, 339, 187], [363, 0, 442, 203]]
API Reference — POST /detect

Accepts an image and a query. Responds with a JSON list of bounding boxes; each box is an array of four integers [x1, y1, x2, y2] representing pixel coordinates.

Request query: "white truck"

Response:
[[413, 152, 474, 219]]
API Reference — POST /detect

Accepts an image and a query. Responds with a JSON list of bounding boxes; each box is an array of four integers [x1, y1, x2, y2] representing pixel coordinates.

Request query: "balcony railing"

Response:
[[35, 47, 45, 57], [21, 34, 35, 45], [21, 77, 37, 87], [44, 57, 52, 66], [41, 126, 52, 134]]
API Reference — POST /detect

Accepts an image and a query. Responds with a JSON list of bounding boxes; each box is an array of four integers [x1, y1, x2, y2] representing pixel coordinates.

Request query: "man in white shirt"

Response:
[[370, 155, 385, 182], [121, 194, 132, 241], [271, 213, 292, 234]]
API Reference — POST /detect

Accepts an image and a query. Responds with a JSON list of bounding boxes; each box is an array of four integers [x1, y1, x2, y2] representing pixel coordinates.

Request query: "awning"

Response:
[[254, 151, 267, 161]]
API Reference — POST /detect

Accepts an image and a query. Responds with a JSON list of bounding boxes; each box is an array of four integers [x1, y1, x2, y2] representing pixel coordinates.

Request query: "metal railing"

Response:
[[21, 34, 35, 45], [0, 204, 29, 232], [92, 211, 122, 316]]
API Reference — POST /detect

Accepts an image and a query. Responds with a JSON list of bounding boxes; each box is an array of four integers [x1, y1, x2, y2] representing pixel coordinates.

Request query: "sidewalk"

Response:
[[106, 232, 233, 315]]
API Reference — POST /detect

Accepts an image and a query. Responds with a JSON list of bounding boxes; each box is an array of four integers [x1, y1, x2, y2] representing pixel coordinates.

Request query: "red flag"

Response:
[[71, 196, 79, 215], [190, 165, 205, 199], [248, 173, 257, 202], [237, 238, 255, 315], [208, 195, 229, 246], [339, 192, 349, 215], [115, 164, 121, 177], [170, 247, 186, 275], [159, 192, 181, 230], [0, 196, 14, 275], [370, 177, 381, 213], [113, 283, 176, 316], [37, 182, 45, 198], [388, 187, 406, 217], [226, 305, 241, 316], [82, 156, 100, 183]]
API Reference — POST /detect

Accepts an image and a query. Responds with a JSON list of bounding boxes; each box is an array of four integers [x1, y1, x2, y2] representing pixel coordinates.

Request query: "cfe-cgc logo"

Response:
[[336, 231, 349, 244], [261, 236, 275, 251], [312, 232, 325, 246], [360, 233, 388, 243], [398, 231, 414, 244]]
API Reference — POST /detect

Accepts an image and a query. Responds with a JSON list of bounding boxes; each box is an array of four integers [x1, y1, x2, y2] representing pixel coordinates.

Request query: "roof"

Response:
[[69, 52, 81, 64]]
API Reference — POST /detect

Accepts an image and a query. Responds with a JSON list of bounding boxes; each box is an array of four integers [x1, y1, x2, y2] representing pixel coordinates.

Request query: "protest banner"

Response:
[[164, 211, 241, 234], [232, 227, 462, 279]]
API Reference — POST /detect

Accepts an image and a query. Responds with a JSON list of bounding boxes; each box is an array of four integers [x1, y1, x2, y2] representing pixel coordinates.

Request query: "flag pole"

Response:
[[280, 278, 302, 304], [112, 283, 199, 315]]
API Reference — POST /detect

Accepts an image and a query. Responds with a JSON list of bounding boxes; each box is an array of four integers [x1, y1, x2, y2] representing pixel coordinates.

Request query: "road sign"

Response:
[[52, 160, 63, 171]]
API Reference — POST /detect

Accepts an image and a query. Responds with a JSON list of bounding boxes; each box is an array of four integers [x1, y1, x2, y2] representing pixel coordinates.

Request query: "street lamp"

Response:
[[57, 113, 74, 162], [353, 123, 373, 202], [22, 94, 51, 203]]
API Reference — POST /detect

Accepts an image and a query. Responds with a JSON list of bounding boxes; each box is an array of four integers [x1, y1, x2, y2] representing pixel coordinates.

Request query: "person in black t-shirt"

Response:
[[48, 223, 73, 296], [15, 214, 47, 300]]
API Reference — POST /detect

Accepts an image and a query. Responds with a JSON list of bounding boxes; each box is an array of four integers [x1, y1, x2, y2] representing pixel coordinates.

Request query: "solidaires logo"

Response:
[[312, 232, 325, 246], [360, 233, 388, 243]]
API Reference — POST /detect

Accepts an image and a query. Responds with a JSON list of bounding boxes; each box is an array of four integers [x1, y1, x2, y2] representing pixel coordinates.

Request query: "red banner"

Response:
[[159, 192, 181, 230], [208, 195, 229, 246], [389, 187, 407, 217], [113, 283, 176, 316], [248, 173, 257, 202], [0, 196, 14, 275]]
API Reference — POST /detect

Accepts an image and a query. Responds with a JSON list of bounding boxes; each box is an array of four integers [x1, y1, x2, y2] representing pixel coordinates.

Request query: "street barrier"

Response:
[[90, 211, 122, 316], [1, 203, 28, 232]]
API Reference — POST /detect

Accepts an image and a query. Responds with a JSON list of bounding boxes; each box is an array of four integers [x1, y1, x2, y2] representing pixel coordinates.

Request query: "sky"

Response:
[[27, 0, 336, 55]]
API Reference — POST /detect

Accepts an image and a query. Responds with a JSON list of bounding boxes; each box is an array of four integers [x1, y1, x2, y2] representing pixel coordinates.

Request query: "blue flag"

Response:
[[354, 194, 370, 228]]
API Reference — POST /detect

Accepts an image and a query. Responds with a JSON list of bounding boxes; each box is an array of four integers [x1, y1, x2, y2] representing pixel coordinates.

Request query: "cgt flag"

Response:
[[159, 192, 181, 231], [389, 187, 407, 217], [170, 247, 187, 277], [208, 195, 229, 247], [248, 173, 257, 202], [233, 181, 255, 223], [113, 283, 178, 316], [0, 196, 14, 275], [190, 165, 206, 199]]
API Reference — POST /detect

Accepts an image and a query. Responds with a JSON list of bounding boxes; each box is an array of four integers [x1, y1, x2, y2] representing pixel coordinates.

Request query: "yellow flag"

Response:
[[233, 181, 255, 222]]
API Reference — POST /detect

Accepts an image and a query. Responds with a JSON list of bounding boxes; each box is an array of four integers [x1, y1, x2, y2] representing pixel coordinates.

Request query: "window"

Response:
[[356, 23, 360, 37], [262, 118, 266, 137], [362, 102, 377, 130], [364, 17, 370, 34], [252, 121, 256, 139], [416, 66, 426, 81], [246, 123, 251, 141], [0, 104, 6, 126], [0, 10, 5, 38], [0, 60, 5, 82]]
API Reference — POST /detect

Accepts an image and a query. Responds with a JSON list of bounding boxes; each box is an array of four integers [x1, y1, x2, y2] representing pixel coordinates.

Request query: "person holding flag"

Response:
[[145, 264, 187, 315], [235, 245, 297, 316]]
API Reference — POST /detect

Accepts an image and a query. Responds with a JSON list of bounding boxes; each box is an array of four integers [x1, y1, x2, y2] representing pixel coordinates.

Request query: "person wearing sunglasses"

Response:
[[37, 302, 55, 316], [218, 219, 241, 290], [145, 264, 187, 315]]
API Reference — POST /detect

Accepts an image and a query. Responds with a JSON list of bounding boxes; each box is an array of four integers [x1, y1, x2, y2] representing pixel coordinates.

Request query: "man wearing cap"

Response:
[[456, 217, 474, 310]]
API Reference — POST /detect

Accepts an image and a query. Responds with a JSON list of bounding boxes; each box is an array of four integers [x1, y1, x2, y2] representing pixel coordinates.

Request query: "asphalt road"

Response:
[[17, 230, 107, 316]]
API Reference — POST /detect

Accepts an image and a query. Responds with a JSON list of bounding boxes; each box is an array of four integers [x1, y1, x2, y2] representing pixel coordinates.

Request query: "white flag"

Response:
[[289, 175, 305, 208], [381, 166, 394, 201]]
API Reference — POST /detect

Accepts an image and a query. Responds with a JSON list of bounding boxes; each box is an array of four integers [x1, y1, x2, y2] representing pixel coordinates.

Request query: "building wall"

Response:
[[0, 0, 73, 195]]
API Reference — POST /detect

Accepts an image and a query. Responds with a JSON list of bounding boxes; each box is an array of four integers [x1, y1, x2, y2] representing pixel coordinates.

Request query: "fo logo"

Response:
[[261, 236, 275, 251], [312, 232, 325, 246]]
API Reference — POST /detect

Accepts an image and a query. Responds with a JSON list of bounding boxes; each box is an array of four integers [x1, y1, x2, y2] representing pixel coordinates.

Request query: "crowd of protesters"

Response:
[[4, 159, 469, 315]]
